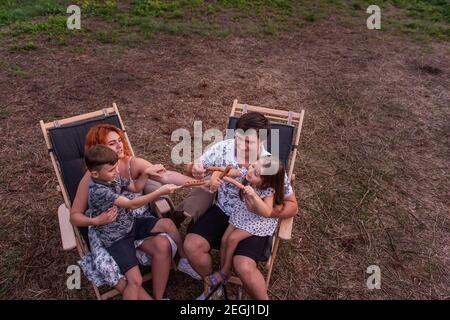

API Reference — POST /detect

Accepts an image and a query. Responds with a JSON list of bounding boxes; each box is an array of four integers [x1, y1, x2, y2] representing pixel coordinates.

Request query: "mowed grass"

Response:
[[0, 0, 448, 51], [353, 0, 450, 40], [0, 0, 448, 301]]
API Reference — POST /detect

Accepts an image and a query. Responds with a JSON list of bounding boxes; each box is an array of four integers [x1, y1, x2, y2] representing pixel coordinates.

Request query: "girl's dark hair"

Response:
[[240, 156, 285, 205]]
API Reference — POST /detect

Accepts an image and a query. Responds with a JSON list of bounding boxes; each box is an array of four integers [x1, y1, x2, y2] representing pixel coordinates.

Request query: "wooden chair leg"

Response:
[[265, 235, 280, 287], [237, 285, 244, 300], [92, 283, 102, 300]]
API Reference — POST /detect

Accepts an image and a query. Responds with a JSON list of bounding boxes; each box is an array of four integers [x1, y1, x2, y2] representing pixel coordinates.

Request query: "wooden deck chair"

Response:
[[225, 99, 305, 298], [40, 103, 175, 300]]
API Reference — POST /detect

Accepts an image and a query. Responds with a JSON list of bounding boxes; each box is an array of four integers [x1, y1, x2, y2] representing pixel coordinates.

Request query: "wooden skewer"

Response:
[[223, 176, 245, 190]]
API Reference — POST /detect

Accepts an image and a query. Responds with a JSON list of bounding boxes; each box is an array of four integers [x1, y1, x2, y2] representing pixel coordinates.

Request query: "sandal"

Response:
[[200, 271, 228, 300], [204, 271, 228, 286]]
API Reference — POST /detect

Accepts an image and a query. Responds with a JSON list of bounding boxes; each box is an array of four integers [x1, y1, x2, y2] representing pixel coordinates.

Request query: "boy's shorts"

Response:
[[106, 217, 159, 274], [188, 205, 272, 263]]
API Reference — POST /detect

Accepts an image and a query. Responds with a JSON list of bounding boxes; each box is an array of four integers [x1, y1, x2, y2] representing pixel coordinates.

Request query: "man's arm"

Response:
[[244, 192, 298, 219], [270, 193, 298, 219], [159, 170, 202, 185], [243, 187, 274, 218]]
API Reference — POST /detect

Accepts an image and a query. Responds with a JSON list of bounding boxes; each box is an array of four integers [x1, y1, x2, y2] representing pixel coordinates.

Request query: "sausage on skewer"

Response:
[[223, 176, 245, 190], [218, 165, 232, 179]]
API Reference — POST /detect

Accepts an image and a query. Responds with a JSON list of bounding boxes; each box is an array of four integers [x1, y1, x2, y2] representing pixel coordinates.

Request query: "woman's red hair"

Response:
[[84, 124, 132, 158]]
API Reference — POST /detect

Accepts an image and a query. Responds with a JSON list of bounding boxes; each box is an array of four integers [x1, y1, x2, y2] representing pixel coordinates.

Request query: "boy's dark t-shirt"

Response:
[[86, 177, 134, 247]]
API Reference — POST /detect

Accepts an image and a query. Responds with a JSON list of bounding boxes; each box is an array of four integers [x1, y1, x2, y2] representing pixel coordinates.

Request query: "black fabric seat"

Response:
[[48, 114, 122, 244]]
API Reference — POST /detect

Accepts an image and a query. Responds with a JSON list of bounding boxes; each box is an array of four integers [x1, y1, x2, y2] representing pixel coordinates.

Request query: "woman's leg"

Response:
[[138, 236, 172, 300], [233, 255, 269, 300], [151, 218, 187, 257]]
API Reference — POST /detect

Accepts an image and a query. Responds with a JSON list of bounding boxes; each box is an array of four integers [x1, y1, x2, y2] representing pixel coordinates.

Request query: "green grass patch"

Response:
[[93, 29, 119, 43], [219, 0, 293, 12], [0, 109, 12, 120], [132, 0, 293, 17], [9, 40, 37, 52], [0, 0, 70, 26], [304, 12, 317, 22], [390, 0, 450, 24], [11, 15, 68, 37], [344, 0, 450, 40], [132, 0, 203, 18], [8, 15, 86, 46], [0, 0, 448, 43], [81, 0, 119, 17], [0, 60, 30, 77]]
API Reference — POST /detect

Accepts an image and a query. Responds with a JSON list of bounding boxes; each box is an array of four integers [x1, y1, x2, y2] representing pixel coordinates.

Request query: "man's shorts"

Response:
[[188, 205, 272, 263], [106, 216, 159, 274]]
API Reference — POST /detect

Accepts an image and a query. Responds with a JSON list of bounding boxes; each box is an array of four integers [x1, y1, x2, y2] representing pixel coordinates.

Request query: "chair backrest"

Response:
[[40, 105, 132, 250], [224, 100, 305, 289], [226, 116, 295, 169], [48, 115, 122, 203]]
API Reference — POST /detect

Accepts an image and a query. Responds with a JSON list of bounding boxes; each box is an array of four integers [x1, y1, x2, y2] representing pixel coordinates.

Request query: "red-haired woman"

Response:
[[71, 124, 200, 299]]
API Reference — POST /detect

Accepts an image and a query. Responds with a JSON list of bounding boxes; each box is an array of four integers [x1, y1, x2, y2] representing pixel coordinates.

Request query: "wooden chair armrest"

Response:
[[153, 198, 172, 218], [278, 217, 293, 240], [57, 204, 77, 251], [278, 174, 296, 240]]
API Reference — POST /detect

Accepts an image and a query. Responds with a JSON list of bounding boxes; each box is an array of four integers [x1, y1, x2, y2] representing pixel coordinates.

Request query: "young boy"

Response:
[[84, 145, 194, 299]]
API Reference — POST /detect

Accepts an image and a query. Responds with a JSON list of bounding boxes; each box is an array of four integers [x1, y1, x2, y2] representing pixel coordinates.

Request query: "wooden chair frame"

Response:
[[40, 100, 304, 300], [40, 103, 158, 300]]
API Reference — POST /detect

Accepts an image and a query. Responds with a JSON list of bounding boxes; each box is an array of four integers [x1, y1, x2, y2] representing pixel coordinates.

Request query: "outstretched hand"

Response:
[[192, 162, 206, 179], [157, 184, 181, 195]]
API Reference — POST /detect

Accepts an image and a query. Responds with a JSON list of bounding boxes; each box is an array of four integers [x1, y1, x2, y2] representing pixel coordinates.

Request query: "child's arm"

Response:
[[115, 184, 180, 210], [242, 186, 274, 218], [127, 164, 166, 193]]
